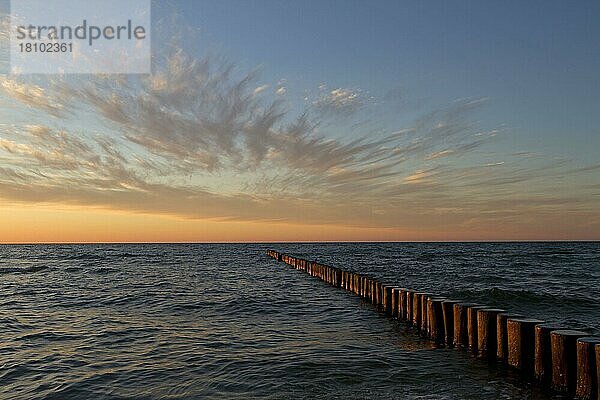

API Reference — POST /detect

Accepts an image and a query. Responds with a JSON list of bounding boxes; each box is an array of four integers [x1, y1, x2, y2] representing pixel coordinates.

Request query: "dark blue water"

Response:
[[0, 242, 598, 399]]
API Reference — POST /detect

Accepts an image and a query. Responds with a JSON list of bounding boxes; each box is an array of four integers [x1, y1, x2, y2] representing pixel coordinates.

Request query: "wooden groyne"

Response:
[[266, 250, 600, 400]]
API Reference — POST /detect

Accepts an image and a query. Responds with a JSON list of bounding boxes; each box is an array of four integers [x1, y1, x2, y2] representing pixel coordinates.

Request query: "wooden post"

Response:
[[453, 302, 478, 348], [427, 297, 447, 343], [370, 280, 376, 304], [399, 289, 409, 320], [373, 282, 379, 308], [405, 290, 414, 324], [384, 286, 394, 315], [412, 292, 422, 329], [419, 293, 433, 334], [468, 306, 490, 352], [391, 288, 401, 318], [551, 329, 589, 394], [596, 344, 600, 400], [441, 300, 462, 346], [534, 323, 563, 384], [575, 336, 600, 400], [497, 312, 524, 361], [371, 280, 377, 303], [348, 272, 353, 291], [477, 308, 505, 358], [506, 318, 544, 375]]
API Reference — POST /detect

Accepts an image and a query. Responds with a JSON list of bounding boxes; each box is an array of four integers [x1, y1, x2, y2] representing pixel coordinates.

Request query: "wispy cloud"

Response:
[[0, 36, 598, 235], [311, 85, 368, 117]]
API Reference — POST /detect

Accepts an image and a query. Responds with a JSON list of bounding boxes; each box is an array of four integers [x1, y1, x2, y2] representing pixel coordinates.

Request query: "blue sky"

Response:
[[0, 0, 599, 240], [167, 0, 600, 162]]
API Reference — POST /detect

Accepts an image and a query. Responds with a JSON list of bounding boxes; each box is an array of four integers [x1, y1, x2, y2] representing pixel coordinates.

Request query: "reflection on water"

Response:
[[0, 242, 597, 399]]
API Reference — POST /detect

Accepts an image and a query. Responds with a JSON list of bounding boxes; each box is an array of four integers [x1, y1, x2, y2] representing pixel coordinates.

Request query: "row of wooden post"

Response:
[[266, 250, 600, 400]]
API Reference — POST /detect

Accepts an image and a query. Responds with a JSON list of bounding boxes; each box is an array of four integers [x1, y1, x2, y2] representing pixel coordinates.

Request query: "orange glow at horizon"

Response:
[[0, 204, 596, 243]]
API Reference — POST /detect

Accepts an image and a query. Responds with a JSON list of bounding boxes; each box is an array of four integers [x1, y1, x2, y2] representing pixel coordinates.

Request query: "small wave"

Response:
[[90, 267, 118, 275], [0, 316, 36, 331], [65, 253, 103, 261], [16, 330, 82, 342], [448, 287, 597, 308], [64, 266, 84, 273], [0, 265, 50, 275]]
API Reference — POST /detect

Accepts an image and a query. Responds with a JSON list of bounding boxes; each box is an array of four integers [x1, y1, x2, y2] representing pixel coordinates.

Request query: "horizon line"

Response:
[[1, 240, 598, 245]]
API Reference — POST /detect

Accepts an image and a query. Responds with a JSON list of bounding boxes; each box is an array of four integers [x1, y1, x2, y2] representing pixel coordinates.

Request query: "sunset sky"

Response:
[[0, 0, 599, 242]]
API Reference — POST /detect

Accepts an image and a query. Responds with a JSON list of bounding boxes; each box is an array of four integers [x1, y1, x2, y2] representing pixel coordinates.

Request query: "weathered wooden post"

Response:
[[347, 271, 353, 290], [412, 292, 422, 329], [405, 289, 414, 324], [391, 288, 401, 318], [551, 329, 589, 394], [574, 336, 600, 400], [453, 302, 478, 348], [427, 297, 447, 343], [507, 318, 544, 375], [477, 308, 505, 358], [467, 306, 490, 352], [370, 280, 377, 304], [497, 312, 524, 361], [377, 282, 384, 309], [441, 300, 462, 346], [596, 344, 600, 400], [534, 323, 563, 384], [399, 289, 408, 320], [384, 286, 394, 315], [372, 280, 378, 304], [419, 293, 433, 334]]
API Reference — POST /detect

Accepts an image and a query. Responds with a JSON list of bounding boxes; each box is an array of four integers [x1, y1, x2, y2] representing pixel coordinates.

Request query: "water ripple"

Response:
[[0, 242, 597, 399]]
